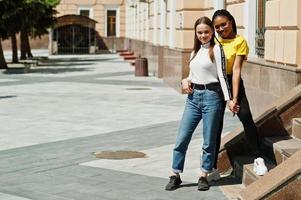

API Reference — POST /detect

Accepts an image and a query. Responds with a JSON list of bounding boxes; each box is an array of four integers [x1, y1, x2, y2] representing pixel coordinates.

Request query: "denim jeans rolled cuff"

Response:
[[201, 167, 212, 173], [172, 168, 183, 173]]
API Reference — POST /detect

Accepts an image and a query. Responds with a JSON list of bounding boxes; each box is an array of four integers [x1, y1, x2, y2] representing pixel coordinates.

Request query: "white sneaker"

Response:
[[207, 168, 220, 182], [253, 157, 268, 176]]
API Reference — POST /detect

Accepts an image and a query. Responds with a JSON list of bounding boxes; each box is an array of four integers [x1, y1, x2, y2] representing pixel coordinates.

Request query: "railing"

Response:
[[255, 28, 265, 58]]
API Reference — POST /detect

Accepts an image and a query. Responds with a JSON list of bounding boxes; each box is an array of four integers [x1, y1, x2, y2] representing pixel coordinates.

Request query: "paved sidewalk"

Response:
[[0, 51, 241, 200]]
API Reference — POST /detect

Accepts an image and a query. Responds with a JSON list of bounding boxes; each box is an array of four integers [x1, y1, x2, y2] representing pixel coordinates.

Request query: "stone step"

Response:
[[19, 59, 38, 66], [123, 55, 136, 60], [239, 150, 301, 200], [119, 52, 134, 56], [6, 63, 31, 74], [116, 49, 128, 53], [232, 156, 254, 179], [292, 118, 301, 140], [242, 159, 276, 187], [232, 156, 275, 182], [219, 183, 244, 200], [263, 136, 301, 165]]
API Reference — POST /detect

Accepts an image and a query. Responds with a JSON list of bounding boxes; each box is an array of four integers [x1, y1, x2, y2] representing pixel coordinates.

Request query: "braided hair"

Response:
[[212, 9, 237, 34]]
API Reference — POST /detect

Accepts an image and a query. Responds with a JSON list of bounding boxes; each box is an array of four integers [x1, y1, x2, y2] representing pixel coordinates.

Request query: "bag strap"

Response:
[[215, 38, 232, 100]]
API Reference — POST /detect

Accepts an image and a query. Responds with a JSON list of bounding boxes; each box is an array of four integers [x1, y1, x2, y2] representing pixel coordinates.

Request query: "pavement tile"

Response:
[[0, 52, 240, 200]]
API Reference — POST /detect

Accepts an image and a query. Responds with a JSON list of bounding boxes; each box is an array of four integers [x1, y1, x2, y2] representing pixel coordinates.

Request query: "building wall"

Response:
[[2, 0, 300, 116], [124, 0, 301, 116], [2, 0, 126, 52], [56, 0, 126, 37], [1, 35, 49, 51], [264, 0, 301, 66]]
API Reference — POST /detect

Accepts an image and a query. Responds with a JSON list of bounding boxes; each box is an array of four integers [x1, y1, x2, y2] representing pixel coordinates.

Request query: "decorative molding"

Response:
[[247, 58, 300, 72], [265, 26, 300, 30], [176, 7, 214, 12], [226, 0, 246, 6], [175, 28, 194, 31]]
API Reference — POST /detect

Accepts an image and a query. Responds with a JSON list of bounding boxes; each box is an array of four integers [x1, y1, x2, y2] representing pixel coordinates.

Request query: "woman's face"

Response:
[[213, 16, 233, 39], [196, 23, 213, 44]]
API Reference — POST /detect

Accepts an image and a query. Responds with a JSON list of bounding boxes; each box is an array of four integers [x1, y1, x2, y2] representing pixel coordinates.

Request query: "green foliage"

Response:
[[0, 0, 60, 39]]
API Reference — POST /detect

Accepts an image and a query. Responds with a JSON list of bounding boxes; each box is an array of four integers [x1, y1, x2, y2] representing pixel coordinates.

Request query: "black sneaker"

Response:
[[197, 177, 209, 191], [165, 175, 182, 191]]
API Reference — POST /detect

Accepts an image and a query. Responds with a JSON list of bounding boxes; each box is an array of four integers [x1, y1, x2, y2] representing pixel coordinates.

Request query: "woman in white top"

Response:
[[165, 16, 231, 191]]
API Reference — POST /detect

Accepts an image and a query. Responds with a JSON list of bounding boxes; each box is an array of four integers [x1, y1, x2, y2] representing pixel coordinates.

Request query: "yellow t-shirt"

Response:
[[218, 35, 249, 75]]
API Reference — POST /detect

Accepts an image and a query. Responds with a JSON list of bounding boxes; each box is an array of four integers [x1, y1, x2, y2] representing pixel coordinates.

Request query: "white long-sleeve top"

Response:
[[187, 43, 231, 101]]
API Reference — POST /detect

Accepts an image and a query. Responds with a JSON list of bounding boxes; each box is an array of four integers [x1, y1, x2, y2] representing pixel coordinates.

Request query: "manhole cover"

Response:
[[93, 150, 146, 160], [126, 88, 151, 90]]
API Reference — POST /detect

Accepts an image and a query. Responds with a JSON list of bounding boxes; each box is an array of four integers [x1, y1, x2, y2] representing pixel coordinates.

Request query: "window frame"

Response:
[[104, 5, 120, 37], [77, 6, 94, 19]]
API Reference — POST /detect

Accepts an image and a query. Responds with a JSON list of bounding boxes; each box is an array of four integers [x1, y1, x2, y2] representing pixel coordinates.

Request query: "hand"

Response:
[[182, 79, 193, 94], [228, 100, 240, 114]]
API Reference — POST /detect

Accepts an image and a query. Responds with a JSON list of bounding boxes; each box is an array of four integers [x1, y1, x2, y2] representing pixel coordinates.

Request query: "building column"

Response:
[[137, 2, 141, 40], [244, 0, 256, 57], [153, 0, 158, 44], [48, 29, 53, 55], [159, 0, 166, 46], [169, 0, 175, 48], [144, 2, 149, 41], [214, 0, 225, 10]]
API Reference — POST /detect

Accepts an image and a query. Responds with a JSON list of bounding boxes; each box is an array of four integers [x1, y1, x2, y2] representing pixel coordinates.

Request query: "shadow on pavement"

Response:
[[38, 62, 94, 67], [210, 175, 241, 187], [179, 183, 198, 188], [30, 67, 93, 74], [43, 57, 119, 63], [0, 95, 17, 99]]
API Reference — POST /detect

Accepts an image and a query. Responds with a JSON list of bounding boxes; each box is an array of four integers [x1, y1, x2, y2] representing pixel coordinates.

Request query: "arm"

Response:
[[181, 52, 194, 94], [182, 77, 193, 94], [230, 55, 245, 113]]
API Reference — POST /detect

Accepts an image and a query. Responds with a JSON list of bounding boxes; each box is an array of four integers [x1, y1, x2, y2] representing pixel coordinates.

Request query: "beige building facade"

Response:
[[45, 0, 301, 114], [122, 0, 301, 115], [51, 0, 126, 54]]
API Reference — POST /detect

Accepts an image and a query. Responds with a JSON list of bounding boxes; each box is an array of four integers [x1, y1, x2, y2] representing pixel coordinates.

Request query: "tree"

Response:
[[20, 0, 59, 59], [0, 0, 22, 68], [0, 0, 59, 68]]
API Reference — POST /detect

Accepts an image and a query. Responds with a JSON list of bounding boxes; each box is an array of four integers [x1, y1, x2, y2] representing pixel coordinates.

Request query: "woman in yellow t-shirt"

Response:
[[211, 9, 268, 177]]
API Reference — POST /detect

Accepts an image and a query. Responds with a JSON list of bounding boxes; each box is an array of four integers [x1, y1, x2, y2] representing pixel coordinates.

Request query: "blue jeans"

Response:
[[172, 89, 223, 173]]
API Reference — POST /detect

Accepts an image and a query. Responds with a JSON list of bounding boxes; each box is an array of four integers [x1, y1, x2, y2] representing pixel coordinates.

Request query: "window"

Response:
[[80, 9, 90, 18], [255, 0, 266, 58], [78, 6, 93, 19], [107, 10, 116, 36]]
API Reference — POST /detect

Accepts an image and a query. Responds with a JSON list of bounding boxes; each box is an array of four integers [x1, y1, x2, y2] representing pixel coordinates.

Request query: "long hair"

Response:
[[190, 16, 215, 63], [212, 9, 237, 34]]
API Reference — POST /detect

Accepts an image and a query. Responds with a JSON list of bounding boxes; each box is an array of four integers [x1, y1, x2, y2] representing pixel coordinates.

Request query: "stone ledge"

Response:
[[6, 63, 31, 74], [263, 136, 301, 164], [19, 59, 38, 66], [239, 150, 301, 200], [247, 57, 301, 73], [292, 118, 301, 140]]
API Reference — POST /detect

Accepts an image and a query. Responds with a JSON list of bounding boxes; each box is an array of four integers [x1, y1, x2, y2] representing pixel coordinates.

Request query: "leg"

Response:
[[201, 90, 223, 173], [197, 90, 223, 191], [237, 81, 261, 157], [172, 95, 202, 173], [213, 101, 226, 169]]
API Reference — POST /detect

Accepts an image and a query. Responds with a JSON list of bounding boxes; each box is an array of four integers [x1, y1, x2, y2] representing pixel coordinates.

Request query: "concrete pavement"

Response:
[[0, 51, 241, 200]]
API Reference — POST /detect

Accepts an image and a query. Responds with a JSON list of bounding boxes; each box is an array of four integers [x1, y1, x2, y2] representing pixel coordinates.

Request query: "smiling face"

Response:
[[213, 15, 234, 39], [195, 23, 214, 44]]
